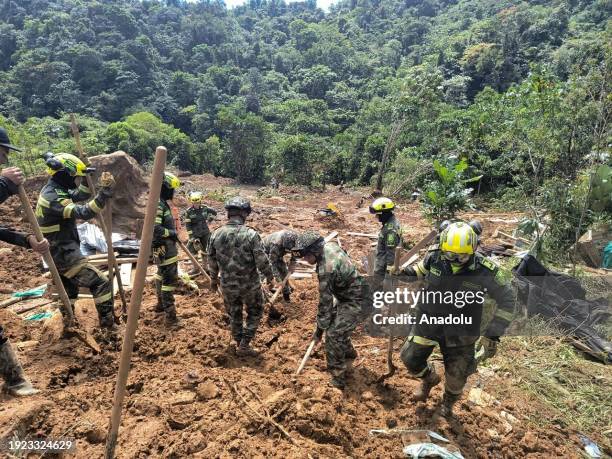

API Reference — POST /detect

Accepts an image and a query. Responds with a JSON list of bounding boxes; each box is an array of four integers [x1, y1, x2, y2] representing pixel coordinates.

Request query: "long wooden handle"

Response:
[[17, 185, 75, 324], [295, 339, 317, 375], [178, 240, 212, 282], [70, 113, 128, 314], [105, 146, 167, 459], [267, 266, 294, 306]]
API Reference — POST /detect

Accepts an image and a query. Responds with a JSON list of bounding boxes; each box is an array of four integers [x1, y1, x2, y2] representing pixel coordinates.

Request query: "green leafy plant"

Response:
[[421, 158, 482, 222]]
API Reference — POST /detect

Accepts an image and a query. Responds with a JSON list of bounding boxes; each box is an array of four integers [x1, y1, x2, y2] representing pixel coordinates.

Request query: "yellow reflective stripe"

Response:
[[59, 198, 72, 206], [414, 261, 428, 277], [155, 218, 162, 224], [88, 199, 102, 213], [163, 229, 170, 237], [412, 336, 437, 346], [63, 203, 75, 218], [185, 218, 191, 222], [161, 285, 176, 292], [38, 197, 50, 208], [154, 274, 163, 281], [187, 230, 193, 235], [494, 308, 514, 322], [63, 262, 87, 279], [160, 256, 178, 266], [79, 184, 90, 193], [40, 224, 60, 234], [94, 292, 113, 304]]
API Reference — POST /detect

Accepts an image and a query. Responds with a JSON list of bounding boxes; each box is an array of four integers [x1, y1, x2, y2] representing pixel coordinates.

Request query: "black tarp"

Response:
[[513, 255, 611, 364]]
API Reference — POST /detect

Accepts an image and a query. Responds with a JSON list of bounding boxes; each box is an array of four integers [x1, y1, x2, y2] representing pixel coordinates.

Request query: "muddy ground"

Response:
[[0, 173, 601, 458]]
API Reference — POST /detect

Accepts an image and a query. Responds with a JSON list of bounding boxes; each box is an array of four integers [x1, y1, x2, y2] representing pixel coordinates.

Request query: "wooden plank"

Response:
[[88, 252, 119, 261], [120, 263, 133, 289], [346, 232, 378, 239], [399, 230, 437, 266], [290, 273, 313, 279], [324, 231, 338, 242], [400, 253, 419, 270]]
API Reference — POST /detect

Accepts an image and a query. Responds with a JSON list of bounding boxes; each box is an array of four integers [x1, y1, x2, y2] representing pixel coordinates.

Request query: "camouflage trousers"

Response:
[[325, 304, 360, 383], [400, 336, 476, 396], [60, 263, 114, 327], [221, 284, 264, 344], [155, 261, 178, 315], [187, 233, 210, 267]]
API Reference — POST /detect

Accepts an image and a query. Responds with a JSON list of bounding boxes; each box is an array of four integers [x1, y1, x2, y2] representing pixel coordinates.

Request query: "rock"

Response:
[[361, 391, 373, 401], [500, 410, 519, 424], [85, 426, 106, 444], [386, 418, 397, 429], [170, 391, 196, 406], [487, 428, 500, 439], [40, 310, 64, 343], [196, 381, 219, 400], [467, 387, 495, 407]]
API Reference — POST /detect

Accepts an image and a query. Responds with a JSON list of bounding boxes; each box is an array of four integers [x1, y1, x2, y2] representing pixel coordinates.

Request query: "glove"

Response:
[[313, 326, 324, 342], [98, 171, 115, 189], [386, 264, 400, 275], [477, 336, 499, 362], [153, 226, 165, 239]]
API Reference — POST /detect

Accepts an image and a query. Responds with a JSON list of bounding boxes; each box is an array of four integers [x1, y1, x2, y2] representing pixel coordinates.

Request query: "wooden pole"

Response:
[[104, 146, 167, 459], [177, 239, 211, 282], [295, 338, 317, 375], [69, 114, 128, 315], [17, 185, 75, 325], [377, 247, 402, 383]]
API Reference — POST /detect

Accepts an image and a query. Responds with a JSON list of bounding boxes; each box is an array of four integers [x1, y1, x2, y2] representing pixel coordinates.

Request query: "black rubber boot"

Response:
[[236, 337, 258, 357], [0, 341, 39, 397], [440, 392, 461, 417], [412, 366, 441, 402]]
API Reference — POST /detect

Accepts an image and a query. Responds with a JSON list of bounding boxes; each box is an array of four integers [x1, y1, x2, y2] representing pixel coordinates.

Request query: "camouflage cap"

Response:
[[224, 196, 251, 212], [293, 231, 324, 256]]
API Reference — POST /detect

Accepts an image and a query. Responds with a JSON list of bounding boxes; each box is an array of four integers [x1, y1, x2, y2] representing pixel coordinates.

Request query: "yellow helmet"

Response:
[[45, 152, 90, 177], [369, 197, 395, 213], [163, 172, 181, 189], [189, 191, 203, 203], [439, 222, 477, 255]]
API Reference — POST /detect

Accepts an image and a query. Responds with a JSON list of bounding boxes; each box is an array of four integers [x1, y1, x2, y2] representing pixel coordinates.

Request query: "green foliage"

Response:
[[591, 164, 612, 213], [421, 158, 481, 222]]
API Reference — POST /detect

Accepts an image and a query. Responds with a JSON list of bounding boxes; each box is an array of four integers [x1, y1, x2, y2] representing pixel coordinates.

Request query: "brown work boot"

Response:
[[440, 392, 460, 417], [0, 341, 40, 397], [412, 367, 441, 402]]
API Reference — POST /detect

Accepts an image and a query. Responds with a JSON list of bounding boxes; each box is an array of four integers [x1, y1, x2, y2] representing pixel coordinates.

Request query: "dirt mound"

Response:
[[89, 151, 148, 235]]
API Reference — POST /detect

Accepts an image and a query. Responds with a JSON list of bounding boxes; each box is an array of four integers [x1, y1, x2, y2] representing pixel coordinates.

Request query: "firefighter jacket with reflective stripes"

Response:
[[183, 205, 216, 239], [152, 199, 178, 266], [35, 178, 110, 272], [0, 176, 29, 248], [403, 249, 515, 341], [374, 213, 403, 275]]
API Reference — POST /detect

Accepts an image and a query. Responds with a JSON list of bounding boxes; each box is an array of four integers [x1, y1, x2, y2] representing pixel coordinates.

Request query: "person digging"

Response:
[[183, 191, 217, 275]]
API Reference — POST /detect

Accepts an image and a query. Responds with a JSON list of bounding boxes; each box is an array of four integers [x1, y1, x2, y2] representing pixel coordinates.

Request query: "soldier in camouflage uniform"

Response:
[[396, 222, 515, 416], [183, 191, 217, 268], [262, 229, 298, 301], [208, 197, 275, 356], [0, 127, 45, 396], [36, 152, 116, 329], [292, 231, 367, 389], [152, 172, 181, 324]]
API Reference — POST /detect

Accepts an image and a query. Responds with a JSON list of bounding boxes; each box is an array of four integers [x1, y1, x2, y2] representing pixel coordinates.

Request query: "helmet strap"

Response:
[[378, 211, 392, 223], [53, 170, 76, 189]]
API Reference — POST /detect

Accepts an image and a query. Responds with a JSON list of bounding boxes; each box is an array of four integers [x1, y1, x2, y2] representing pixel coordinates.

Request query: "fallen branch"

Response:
[[223, 378, 299, 447]]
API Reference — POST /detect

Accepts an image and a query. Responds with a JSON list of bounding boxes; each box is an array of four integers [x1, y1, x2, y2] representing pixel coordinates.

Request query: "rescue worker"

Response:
[[153, 172, 181, 325], [0, 127, 46, 396], [183, 191, 217, 268], [262, 229, 298, 301], [396, 222, 515, 416], [36, 152, 116, 329], [370, 197, 403, 293], [208, 197, 275, 356], [292, 231, 367, 389]]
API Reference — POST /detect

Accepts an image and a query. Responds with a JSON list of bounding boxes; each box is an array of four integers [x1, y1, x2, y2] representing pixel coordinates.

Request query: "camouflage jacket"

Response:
[[183, 205, 217, 239], [0, 176, 29, 248], [208, 217, 274, 289], [375, 214, 403, 275], [35, 178, 109, 272], [403, 249, 515, 341], [263, 230, 297, 280], [316, 242, 366, 329], [153, 199, 178, 265]]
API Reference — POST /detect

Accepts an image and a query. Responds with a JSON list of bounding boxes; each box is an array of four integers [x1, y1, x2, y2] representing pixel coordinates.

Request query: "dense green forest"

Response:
[[0, 0, 610, 253]]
